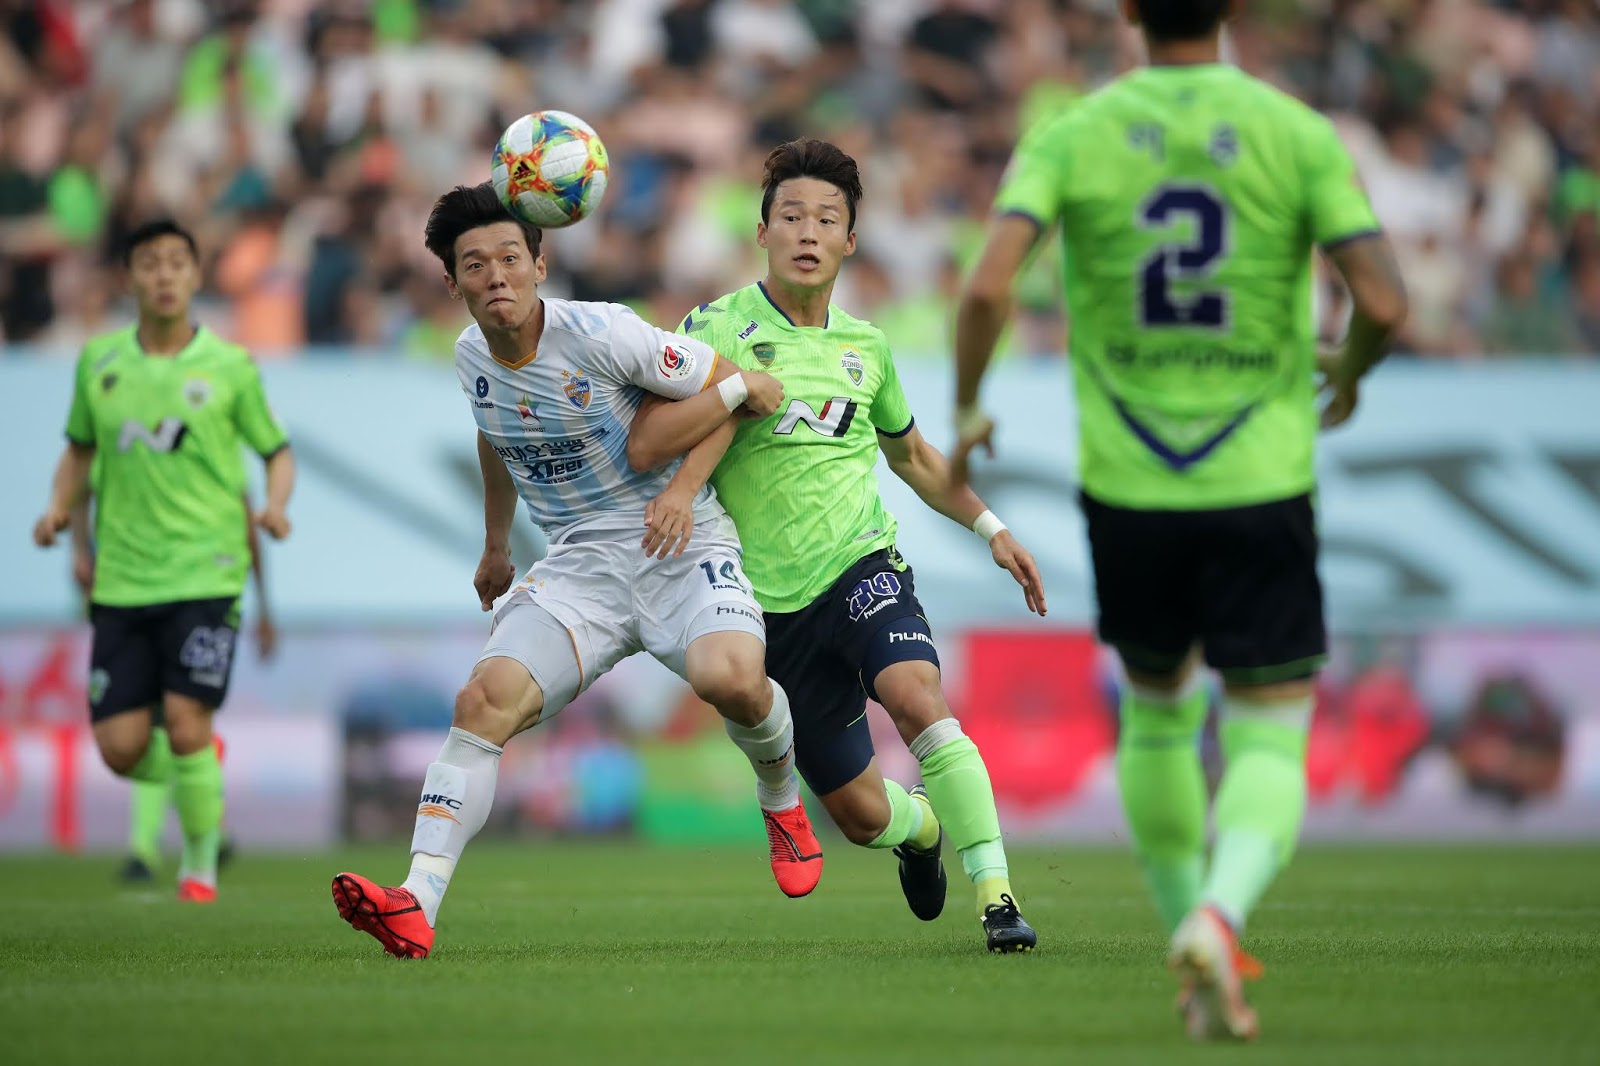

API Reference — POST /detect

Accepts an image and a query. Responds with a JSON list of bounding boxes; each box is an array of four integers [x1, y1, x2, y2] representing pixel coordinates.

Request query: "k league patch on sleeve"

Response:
[[658, 342, 697, 381]]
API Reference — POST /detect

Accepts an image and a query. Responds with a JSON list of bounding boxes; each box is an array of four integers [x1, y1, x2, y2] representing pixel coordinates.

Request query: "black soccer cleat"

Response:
[[218, 833, 236, 872], [118, 855, 155, 884], [982, 893, 1037, 954], [893, 785, 946, 921]]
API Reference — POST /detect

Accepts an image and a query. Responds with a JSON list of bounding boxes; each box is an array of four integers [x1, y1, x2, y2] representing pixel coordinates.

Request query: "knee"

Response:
[[98, 739, 143, 777], [453, 678, 520, 740], [828, 795, 891, 847], [693, 659, 770, 727], [878, 678, 949, 747]]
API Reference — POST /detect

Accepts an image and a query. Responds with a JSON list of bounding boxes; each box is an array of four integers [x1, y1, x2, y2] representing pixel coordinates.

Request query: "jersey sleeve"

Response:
[[231, 358, 289, 457], [607, 307, 719, 400], [64, 349, 95, 445], [869, 333, 914, 437], [993, 113, 1072, 230], [1298, 113, 1382, 248]]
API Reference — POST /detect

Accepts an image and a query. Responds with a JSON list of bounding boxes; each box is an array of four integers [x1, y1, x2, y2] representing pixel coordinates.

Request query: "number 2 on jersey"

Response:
[[1137, 184, 1229, 329]]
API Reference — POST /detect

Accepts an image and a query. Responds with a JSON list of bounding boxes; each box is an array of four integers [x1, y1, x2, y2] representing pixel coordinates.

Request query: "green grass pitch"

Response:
[[4, 842, 1597, 1065]]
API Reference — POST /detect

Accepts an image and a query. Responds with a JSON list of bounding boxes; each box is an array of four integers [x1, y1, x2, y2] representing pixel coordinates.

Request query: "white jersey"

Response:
[[456, 299, 725, 538]]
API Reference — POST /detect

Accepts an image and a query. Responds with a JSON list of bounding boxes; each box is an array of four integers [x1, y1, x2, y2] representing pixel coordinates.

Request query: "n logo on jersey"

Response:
[[774, 397, 857, 438], [118, 417, 187, 454], [562, 371, 591, 410]]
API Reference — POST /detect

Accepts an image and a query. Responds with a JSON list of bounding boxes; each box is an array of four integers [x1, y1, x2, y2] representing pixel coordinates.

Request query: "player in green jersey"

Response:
[[33, 219, 296, 903], [952, 0, 1408, 1037], [628, 139, 1048, 954], [69, 483, 277, 883]]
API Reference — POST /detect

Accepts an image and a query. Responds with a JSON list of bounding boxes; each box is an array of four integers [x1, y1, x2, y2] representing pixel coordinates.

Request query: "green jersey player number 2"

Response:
[[988, 64, 1382, 510]]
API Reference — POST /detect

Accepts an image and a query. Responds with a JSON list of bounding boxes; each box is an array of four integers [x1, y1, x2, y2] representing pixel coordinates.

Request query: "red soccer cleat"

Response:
[[177, 878, 217, 903], [331, 872, 434, 959], [763, 803, 823, 898], [1169, 905, 1262, 1041]]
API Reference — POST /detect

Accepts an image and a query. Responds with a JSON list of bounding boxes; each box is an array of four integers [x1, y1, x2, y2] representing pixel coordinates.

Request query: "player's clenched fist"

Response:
[[739, 371, 785, 417], [255, 508, 293, 540], [474, 545, 515, 612], [32, 507, 71, 548]]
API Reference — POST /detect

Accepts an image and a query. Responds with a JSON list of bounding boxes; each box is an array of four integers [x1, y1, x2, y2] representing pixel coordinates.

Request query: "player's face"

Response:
[[128, 235, 201, 320], [758, 178, 856, 291], [448, 222, 547, 331]]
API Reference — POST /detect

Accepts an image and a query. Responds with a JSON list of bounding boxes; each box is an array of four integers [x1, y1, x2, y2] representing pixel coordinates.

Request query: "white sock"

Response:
[[723, 679, 801, 812], [401, 727, 503, 927]]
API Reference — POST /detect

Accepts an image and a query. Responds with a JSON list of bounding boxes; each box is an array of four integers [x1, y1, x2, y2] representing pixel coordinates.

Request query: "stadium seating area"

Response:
[[1, 0, 1596, 357]]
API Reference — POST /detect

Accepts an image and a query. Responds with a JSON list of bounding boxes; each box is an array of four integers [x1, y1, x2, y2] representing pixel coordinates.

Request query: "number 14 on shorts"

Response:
[[699, 559, 747, 592]]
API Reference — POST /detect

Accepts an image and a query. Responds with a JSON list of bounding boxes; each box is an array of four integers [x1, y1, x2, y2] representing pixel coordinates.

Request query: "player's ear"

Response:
[[843, 229, 856, 257], [443, 272, 461, 300], [533, 253, 548, 284], [756, 221, 769, 249]]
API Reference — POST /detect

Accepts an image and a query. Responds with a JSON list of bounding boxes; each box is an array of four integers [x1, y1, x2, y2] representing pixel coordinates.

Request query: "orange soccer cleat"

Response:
[[177, 878, 217, 903], [762, 803, 823, 898], [1169, 905, 1263, 1041], [331, 872, 434, 959]]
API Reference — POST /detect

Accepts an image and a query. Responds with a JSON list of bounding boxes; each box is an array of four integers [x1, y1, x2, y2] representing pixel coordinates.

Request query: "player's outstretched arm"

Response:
[[641, 421, 736, 560], [626, 362, 783, 472], [474, 431, 517, 612], [951, 214, 1043, 487], [1319, 234, 1409, 429], [68, 496, 93, 594], [33, 441, 95, 548], [879, 424, 1047, 616]]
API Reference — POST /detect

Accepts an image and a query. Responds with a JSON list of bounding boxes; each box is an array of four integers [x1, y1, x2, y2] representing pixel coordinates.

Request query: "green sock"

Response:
[[864, 779, 923, 849], [912, 721, 1010, 914], [172, 745, 224, 886], [126, 726, 174, 785], [127, 777, 170, 865], [1203, 698, 1312, 931], [1117, 683, 1210, 933]]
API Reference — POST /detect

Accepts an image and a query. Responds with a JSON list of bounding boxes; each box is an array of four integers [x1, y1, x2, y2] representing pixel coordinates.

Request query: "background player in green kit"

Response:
[[628, 139, 1048, 954], [952, 0, 1408, 1038], [33, 219, 296, 903]]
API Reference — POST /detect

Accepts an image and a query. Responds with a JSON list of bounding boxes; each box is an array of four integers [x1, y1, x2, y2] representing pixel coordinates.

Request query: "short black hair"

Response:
[[1133, 0, 1229, 43], [760, 138, 863, 233], [122, 219, 199, 266], [424, 183, 543, 278]]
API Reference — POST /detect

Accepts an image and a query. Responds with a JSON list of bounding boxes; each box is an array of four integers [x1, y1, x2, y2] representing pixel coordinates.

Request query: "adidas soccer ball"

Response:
[[491, 110, 609, 229]]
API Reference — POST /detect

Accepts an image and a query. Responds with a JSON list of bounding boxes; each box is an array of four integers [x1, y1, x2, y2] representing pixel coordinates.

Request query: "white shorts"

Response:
[[479, 512, 765, 717]]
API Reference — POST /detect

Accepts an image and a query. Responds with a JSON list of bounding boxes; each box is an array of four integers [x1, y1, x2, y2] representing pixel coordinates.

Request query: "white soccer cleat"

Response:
[[1167, 905, 1261, 1041]]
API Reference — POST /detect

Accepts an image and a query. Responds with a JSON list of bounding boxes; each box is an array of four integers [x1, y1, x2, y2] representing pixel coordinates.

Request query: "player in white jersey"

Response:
[[332, 184, 826, 959]]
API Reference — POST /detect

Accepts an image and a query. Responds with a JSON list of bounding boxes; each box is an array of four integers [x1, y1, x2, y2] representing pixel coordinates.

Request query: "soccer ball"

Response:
[[491, 110, 609, 229]]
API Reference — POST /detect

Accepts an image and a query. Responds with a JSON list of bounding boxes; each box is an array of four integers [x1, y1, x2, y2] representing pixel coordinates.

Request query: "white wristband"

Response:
[[973, 509, 1007, 543], [717, 374, 748, 413]]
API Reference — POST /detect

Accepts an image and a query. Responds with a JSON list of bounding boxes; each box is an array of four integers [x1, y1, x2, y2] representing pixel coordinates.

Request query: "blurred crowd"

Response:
[[0, 0, 1597, 359]]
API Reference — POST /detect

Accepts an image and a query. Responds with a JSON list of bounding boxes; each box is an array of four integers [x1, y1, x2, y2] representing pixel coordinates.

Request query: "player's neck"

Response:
[[762, 275, 832, 329], [1144, 34, 1222, 67], [481, 297, 545, 366], [136, 316, 197, 356]]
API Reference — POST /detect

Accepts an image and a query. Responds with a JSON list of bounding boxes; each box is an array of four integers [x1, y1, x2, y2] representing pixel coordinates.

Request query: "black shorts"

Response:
[[764, 548, 941, 796], [1081, 491, 1326, 684], [87, 597, 241, 722]]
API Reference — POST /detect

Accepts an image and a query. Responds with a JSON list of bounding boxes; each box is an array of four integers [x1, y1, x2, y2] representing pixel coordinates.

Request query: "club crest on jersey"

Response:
[[183, 378, 213, 408], [562, 371, 592, 411], [840, 350, 864, 387], [515, 392, 540, 427], [752, 341, 776, 367], [658, 343, 695, 382]]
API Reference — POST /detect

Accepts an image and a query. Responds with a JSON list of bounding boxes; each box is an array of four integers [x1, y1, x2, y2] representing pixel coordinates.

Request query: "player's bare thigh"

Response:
[[1124, 644, 1314, 702], [682, 630, 770, 728], [162, 691, 216, 755], [92, 706, 159, 775], [869, 659, 952, 748], [814, 757, 895, 846], [456, 656, 546, 747]]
